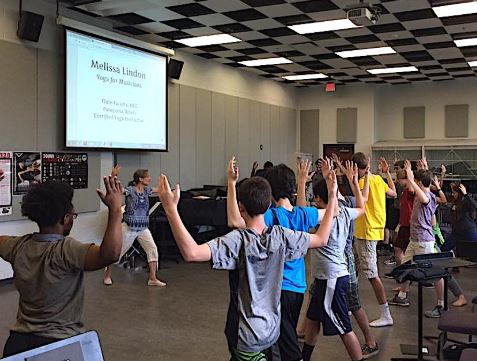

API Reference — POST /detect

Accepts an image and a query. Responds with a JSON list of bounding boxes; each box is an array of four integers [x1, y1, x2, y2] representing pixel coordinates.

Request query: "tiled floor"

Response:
[[0, 257, 475, 360]]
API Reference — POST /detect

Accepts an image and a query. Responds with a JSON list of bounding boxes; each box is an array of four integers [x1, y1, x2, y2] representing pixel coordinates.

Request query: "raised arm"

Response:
[[309, 169, 337, 248], [296, 159, 313, 207], [227, 156, 247, 229], [331, 153, 345, 175], [251, 161, 259, 177], [83, 176, 124, 271], [343, 161, 365, 218], [439, 164, 446, 188], [158, 175, 211, 262], [380, 157, 397, 198], [432, 175, 447, 204], [404, 160, 429, 204], [459, 184, 477, 210]]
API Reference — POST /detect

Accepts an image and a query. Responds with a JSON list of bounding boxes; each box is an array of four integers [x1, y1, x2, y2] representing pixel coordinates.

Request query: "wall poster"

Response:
[[42, 153, 88, 189], [0, 152, 12, 216], [13, 152, 41, 195]]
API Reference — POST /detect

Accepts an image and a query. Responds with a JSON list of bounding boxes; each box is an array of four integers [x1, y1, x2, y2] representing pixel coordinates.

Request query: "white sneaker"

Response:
[[369, 316, 394, 327], [103, 278, 113, 286], [148, 279, 166, 287]]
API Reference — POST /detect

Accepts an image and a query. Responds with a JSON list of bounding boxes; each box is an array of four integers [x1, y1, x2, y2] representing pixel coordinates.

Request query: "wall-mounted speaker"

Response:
[[168, 59, 184, 80], [17, 11, 44, 42]]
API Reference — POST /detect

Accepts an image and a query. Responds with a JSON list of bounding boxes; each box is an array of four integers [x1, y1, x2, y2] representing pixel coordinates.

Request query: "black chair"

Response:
[[437, 296, 477, 360], [460, 348, 477, 361]]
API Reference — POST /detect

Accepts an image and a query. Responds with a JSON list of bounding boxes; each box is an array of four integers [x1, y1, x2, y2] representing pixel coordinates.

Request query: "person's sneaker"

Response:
[[148, 279, 167, 287], [384, 256, 396, 265], [425, 305, 443, 318], [369, 316, 393, 327], [388, 294, 410, 307], [362, 343, 379, 359], [103, 278, 113, 286]]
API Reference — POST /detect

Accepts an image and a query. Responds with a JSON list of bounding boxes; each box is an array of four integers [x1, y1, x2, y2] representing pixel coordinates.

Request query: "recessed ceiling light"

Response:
[[176, 34, 241, 47], [336, 46, 396, 58], [454, 38, 477, 47], [239, 57, 292, 67], [367, 66, 418, 74], [468, 61, 477, 67], [282, 73, 328, 81], [288, 19, 359, 34], [432, 1, 477, 17]]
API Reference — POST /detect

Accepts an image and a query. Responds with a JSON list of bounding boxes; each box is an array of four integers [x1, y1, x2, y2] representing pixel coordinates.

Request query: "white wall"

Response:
[[297, 84, 376, 156], [375, 79, 477, 142]]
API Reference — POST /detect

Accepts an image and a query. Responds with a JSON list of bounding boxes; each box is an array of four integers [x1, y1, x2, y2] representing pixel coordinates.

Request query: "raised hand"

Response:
[[325, 169, 338, 196], [318, 158, 332, 179], [97, 176, 124, 210], [440, 164, 447, 175], [111, 164, 121, 177], [421, 157, 428, 170], [379, 157, 390, 173], [158, 174, 180, 210], [459, 183, 467, 195], [432, 175, 440, 188], [227, 156, 239, 183], [252, 161, 258, 170], [404, 160, 414, 182], [344, 160, 358, 185], [331, 153, 342, 167], [297, 159, 314, 183]]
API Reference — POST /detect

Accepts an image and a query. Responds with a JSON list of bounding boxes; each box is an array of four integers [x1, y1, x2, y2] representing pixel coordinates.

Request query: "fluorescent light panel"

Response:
[[367, 66, 418, 74], [454, 38, 477, 47], [239, 57, 292, 67], [468, 61, 477, 67], [288, 18, 359, 34], [433, 1, 477, 17], [282, 73, 328, 81], [336, 46, 396, 58], [176, 34, 241, 47]]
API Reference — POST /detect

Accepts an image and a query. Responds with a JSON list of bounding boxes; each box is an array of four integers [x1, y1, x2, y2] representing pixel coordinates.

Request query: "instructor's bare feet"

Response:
[[452, 295, 468, 307], [148, 279, 166, 287], [103, 278, 113, 286]]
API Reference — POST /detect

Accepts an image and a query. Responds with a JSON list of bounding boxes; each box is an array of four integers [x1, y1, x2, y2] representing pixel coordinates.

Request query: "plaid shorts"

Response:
[[346, 252, 361, 312]]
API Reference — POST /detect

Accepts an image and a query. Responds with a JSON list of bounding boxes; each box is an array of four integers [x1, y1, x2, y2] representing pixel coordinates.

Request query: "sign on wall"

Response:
[[13, 152, 41, 195], [0, 152, 12, 216], [42, 152, 88, 189]]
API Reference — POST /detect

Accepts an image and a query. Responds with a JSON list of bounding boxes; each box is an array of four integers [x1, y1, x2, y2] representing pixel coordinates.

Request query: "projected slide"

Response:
[[66, 30, 167, 150]]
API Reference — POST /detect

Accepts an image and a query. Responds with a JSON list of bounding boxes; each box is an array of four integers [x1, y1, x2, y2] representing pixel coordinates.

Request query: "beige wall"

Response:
[[0, 0, 298, 278]]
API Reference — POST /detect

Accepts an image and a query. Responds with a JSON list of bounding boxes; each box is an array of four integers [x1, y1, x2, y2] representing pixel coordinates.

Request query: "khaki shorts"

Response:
[[353, 238, 378, 279], [402, 240, 435, 264]]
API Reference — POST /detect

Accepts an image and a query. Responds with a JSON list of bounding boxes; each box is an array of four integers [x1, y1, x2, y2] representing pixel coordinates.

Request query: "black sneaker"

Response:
[[384, 256, 396, 266], [388, 294, 410, 307], [362, 342, 379, 359], [425, 305, 443, 318]]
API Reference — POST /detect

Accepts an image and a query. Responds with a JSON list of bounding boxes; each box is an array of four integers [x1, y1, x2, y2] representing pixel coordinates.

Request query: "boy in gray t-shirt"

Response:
[[298, 160, 367, 361], [157, 169, 337, 361]]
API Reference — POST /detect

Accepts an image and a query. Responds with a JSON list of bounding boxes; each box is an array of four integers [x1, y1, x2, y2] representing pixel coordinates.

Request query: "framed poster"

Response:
[[0, 152, 12, 216], [13, 152, 41, 195], [42, 153, 88, 189]]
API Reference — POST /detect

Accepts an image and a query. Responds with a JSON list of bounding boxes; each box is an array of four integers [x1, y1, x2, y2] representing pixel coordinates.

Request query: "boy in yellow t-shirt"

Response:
[[352, 153, 397, 328]]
